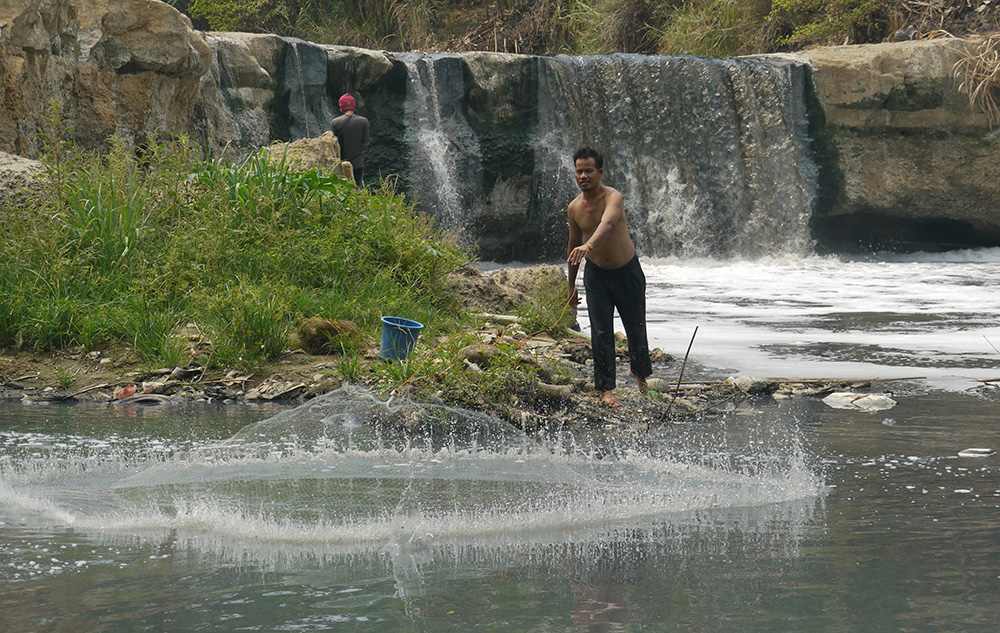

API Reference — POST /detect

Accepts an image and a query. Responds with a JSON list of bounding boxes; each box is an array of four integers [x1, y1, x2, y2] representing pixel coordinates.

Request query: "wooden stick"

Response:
[[665, 326, 698, 417], [65, 382, 113, 398], [985, 334, 1000, 356]]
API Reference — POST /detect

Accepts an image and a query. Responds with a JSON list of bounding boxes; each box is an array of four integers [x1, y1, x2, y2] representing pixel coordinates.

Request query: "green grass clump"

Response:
[[512, 283, 577, 339], [0, 126, 468, 373], [769, 0, 889, 48], [656, 0, 774, 57]]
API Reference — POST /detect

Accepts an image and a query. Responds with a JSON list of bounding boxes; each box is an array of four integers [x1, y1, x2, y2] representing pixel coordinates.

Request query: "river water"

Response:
[[2, 252, 1000, 632]]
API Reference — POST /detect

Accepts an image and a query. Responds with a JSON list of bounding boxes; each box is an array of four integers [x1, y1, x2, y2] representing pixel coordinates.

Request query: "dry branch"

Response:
[[954, 32, 1000, 127]]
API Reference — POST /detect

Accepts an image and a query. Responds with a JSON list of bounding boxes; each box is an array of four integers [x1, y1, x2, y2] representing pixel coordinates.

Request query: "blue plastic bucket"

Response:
[[379, 316, 424, 361]]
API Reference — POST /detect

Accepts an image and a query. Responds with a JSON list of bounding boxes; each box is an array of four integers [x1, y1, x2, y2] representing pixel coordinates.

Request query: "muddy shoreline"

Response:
[[0, 264, 911, 428]]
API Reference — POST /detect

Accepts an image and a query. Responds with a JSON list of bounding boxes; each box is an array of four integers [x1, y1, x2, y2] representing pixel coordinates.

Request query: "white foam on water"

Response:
[[592, 251, 1000, 390]]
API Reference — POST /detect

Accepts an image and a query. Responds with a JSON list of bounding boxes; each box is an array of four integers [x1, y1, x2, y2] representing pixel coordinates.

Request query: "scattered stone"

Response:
[[958, 448, 995, 458], [170, 366, 203, 380], [726, 376, 773, 395], [649, 348, 672, 363], [114, 383, 137, 400], [645, 377, 670, 392], [204, 385, 242, 400], [560, 340, 591, 364], [141, 381, 168, 394], [822, 392, 896, 412], [893, 25, 917, 41], [256, 380, 307, 401], [298, 317, 362, 355]]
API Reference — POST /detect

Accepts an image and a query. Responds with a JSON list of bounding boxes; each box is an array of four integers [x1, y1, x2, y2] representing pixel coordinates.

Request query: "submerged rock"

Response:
[[822, 392, 897, 412]]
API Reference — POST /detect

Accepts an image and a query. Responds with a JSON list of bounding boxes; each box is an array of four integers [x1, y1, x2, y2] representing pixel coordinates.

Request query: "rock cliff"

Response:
[[798, 39, 1000, 252], [1, 0, 211, 154], [2, 0, 998, 255]]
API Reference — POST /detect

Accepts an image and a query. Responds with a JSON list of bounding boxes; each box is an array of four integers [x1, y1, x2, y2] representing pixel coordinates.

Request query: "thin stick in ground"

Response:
[[665, 326, 698, 417]]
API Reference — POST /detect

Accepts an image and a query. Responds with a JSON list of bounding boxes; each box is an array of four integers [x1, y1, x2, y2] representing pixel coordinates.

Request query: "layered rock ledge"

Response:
[[798, 39, 1000, 252]]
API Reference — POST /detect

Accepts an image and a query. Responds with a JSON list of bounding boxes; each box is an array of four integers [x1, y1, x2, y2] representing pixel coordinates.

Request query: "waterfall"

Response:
[[534, 54, 817, 259], [393, 53, 817, 260], [398, 53, 485, 233], [282, 38, 336, 140], [273, 47, 818, 260]]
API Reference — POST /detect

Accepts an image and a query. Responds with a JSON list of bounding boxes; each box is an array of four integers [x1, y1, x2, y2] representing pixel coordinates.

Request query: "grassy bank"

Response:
[[0, 119, 581, 405], [0, 124, 470, 371], [173, 0, 1000, 57]]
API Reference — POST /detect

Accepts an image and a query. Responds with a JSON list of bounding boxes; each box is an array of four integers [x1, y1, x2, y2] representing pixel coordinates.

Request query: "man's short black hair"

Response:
[[573, 147, 603, 169]]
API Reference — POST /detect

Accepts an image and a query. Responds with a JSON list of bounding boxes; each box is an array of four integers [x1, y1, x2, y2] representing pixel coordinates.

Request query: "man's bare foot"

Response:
[[600, 390, 621, 407], [630, 371, 649, 395]]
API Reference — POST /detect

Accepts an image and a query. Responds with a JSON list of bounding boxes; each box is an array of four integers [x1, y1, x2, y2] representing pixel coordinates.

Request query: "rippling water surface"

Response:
[[3, 251, 1000, 632]]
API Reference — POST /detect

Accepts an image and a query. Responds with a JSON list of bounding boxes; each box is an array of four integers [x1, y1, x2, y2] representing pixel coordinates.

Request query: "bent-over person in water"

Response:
[[566, 147, 652, 408], [331, 93, 370, 187]]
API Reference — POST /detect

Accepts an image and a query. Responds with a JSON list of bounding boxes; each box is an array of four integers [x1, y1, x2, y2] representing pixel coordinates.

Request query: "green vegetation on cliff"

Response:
[[174, 0, 1000, 57]]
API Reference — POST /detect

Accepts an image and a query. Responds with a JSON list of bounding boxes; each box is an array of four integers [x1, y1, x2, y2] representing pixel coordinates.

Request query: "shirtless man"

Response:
[[566, 147, 652, 407]]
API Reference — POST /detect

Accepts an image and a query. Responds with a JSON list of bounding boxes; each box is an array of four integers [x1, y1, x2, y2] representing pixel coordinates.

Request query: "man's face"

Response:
[[575, 158, 602, 192]]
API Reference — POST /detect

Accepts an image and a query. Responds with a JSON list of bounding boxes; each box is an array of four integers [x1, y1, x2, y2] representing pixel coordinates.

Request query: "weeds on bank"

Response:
[[513, 283, 577, 339], [955, 33, 1000, 128], [176, 0, 998, 57], [656, 0, 774, 57], [0, 122, 469, 380], [56, 366, 75, 390], [769, 0, 890, 47]]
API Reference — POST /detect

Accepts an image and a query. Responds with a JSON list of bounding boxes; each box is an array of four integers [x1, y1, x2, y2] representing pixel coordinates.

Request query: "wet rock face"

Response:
[[799, 39, 1000, 253]]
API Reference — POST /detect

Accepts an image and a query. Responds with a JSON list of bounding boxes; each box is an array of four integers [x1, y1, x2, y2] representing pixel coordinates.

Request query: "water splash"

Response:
[[1, 388, 824, 578]]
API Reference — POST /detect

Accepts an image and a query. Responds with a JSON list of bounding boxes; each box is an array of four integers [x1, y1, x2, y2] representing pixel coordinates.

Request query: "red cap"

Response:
[[339, 94, 356, 112]]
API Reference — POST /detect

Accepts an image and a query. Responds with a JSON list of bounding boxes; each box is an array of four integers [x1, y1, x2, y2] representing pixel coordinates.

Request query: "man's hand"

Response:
[[567, 285, 581, 308], [567, 242, 592, 266]]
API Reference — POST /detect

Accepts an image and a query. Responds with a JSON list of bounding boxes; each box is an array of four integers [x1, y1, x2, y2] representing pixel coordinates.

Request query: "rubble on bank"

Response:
[[0, 263, 919, 428]]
